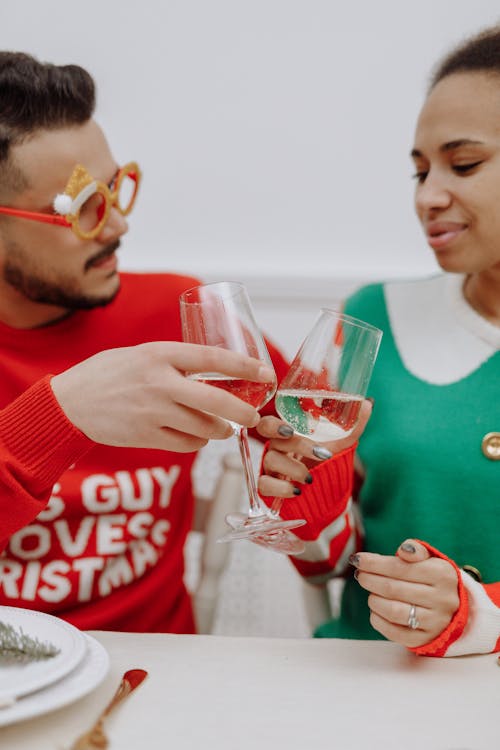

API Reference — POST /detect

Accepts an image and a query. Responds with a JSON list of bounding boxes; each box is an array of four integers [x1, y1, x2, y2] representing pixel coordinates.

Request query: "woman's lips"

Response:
[[426, 221, 467, 250]]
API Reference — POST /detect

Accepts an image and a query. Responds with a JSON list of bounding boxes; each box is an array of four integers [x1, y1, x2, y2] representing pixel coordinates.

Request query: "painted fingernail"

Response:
[[367, 396, 375, 408], [312, 445, 332, 460], [348, 553, 360, 567], [304, 473, 313, 484], [278, 424, 294, 437], [400, 542, 416, 553], [293, 487, 302, 496], [353, 569, 360, 581]]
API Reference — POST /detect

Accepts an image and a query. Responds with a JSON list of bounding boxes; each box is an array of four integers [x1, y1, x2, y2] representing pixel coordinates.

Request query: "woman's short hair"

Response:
[[430, 24, 500, 90]]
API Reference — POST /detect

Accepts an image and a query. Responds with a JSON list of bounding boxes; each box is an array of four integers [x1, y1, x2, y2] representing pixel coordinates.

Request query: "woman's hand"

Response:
[[256, 398, 372, 499], [350, 539, 460, 648]]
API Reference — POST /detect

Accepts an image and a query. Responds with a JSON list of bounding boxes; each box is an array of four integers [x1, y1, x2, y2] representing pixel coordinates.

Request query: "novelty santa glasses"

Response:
[[0, 161, 141, 240]]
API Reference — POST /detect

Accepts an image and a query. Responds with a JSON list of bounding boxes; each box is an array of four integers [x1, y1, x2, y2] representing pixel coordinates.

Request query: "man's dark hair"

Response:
[[430, 24, 500, 90], [0, 51, 95, 194]]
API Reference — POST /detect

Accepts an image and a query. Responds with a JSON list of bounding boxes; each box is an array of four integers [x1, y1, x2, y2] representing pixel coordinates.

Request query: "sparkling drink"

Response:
[[188, 373, 276, 410], [275, 388, 363, 441]]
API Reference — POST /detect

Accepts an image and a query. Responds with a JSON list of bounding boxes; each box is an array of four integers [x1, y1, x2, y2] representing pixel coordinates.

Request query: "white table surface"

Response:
[[2, 631, 497, 750]]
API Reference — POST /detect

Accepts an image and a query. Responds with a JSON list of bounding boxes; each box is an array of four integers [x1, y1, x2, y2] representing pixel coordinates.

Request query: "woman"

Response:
[[256, 24, 500, 657]]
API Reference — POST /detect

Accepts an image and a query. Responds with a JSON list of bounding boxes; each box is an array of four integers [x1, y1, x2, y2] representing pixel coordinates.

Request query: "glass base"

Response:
[[217, 513, 305, 543], [219, 512, 306, 555]]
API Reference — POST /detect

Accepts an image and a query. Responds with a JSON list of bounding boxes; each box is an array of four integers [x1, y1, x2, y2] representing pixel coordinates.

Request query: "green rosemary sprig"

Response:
[[0, 621, 61, 663]]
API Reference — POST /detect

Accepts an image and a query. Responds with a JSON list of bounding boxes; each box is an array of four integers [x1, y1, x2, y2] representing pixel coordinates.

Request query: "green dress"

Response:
[[315, 275, 500, 639]]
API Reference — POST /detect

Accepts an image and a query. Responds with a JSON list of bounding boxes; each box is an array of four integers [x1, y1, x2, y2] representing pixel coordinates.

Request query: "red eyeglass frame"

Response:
[[0, 162, 141, 239]]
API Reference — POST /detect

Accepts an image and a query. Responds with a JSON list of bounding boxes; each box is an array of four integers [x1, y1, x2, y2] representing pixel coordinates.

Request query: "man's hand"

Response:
[[51, 341, 274, 452], [256, 398, 372, 498], [350, 540, 460, 648]]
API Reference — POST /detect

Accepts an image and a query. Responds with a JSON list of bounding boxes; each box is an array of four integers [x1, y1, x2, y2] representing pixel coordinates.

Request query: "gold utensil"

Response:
[[70, 668, 148, 749]]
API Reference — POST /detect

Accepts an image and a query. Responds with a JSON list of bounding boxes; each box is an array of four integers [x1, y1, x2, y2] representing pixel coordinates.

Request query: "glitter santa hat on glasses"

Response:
[[0, 161, 141, 240]]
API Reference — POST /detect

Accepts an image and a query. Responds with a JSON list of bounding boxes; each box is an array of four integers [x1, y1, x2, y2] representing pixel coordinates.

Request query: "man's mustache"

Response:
[[85, 241, 121, 271]]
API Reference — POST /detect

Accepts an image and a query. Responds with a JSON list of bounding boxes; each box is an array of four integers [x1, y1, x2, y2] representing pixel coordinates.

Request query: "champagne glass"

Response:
[[268, 308, 382, 524], [179, 281, 306, 543]]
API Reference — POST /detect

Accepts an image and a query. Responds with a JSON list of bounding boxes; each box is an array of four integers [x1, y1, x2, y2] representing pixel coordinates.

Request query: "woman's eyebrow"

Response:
[[441, 138, 485, 152], [411, 139, 485, 159]]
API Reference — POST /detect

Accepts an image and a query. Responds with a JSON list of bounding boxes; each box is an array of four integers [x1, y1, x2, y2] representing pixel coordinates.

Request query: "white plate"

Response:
[[0, 606, 87, 703], [0, 633, 109, 727]]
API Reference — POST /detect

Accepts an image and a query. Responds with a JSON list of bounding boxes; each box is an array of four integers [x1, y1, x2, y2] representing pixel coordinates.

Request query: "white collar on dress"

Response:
[[384, 273, 499, 385], [446, 273, 500, 349]]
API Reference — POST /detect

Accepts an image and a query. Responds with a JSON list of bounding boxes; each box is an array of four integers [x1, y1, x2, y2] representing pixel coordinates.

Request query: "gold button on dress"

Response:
[[462, 565, 482, 582], [481, 432, 500, 460]]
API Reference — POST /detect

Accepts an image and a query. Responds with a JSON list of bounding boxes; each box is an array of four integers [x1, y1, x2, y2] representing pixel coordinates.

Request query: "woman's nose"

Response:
[[415, 171, 452, 215]]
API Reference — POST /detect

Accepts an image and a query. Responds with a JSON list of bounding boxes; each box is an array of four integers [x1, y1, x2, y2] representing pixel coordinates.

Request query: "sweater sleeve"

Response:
[[409, 542, 500, 657], [0, 375, 95, 551], [259, 442, 363, 583]]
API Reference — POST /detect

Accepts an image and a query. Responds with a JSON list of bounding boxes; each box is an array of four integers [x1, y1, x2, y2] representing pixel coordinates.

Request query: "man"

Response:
[[0, 52, 288, 632]]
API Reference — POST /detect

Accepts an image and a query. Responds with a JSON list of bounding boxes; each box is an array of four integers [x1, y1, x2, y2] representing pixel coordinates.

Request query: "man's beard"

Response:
[[3, 241, 121, 310]]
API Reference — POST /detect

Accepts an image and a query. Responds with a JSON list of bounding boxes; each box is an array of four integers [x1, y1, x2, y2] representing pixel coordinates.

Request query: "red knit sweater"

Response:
[[0, 272, 288, 633]]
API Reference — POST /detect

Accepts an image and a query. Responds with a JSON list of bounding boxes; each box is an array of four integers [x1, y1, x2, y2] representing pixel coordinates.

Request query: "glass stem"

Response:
[[269, 497, 283, 518], [235, 426, 267, 519]]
